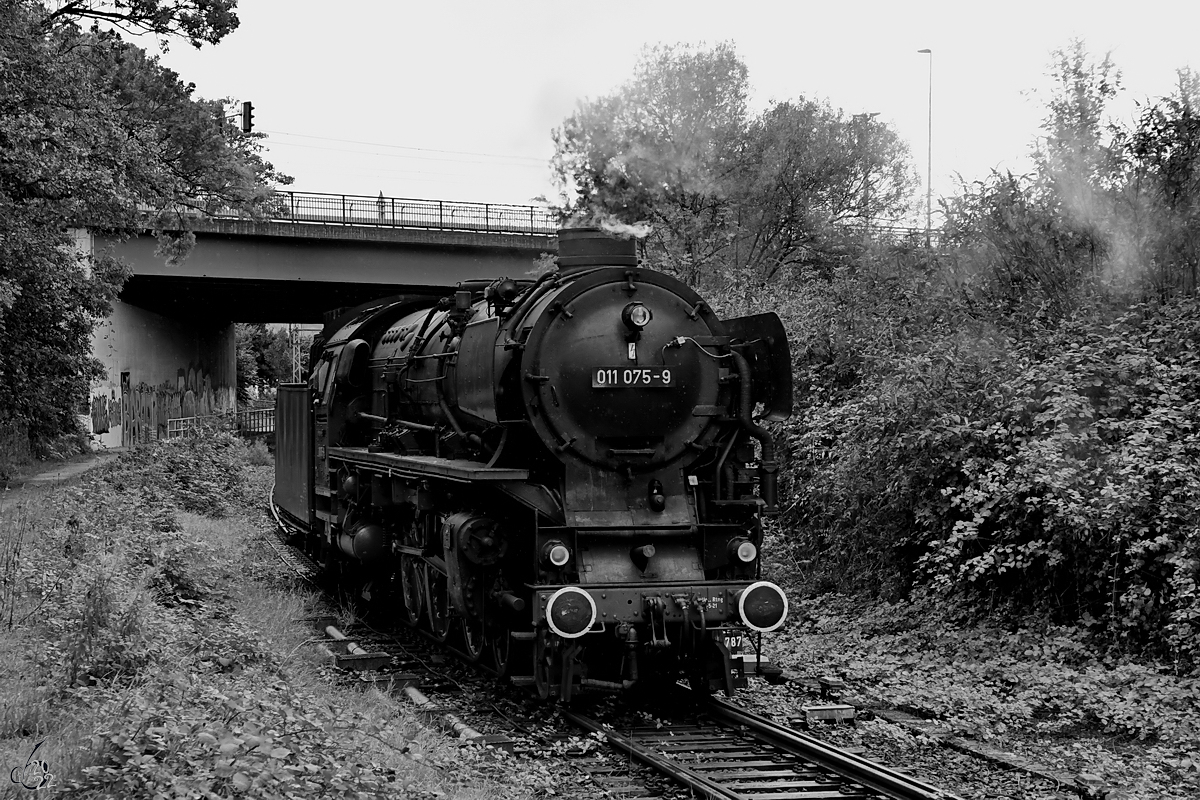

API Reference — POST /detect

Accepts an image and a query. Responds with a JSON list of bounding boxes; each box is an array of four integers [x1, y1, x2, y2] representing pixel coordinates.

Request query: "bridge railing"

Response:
[[166, 408, 275, 439], [237, 407, 275, 436], [144, 192, 942, 244], [203, 191, 559, 236]]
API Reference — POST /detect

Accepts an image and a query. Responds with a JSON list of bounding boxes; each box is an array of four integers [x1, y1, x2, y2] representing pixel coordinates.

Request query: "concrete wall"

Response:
[[99, 229, 547, 286], [87, 300, 236, 448]]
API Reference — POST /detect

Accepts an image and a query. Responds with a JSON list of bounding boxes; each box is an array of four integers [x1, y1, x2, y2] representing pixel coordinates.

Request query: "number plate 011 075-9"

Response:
[[591, 366, 674, 388]]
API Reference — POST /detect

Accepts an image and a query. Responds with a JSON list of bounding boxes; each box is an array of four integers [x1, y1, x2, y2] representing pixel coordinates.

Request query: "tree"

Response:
[[0, 0, 287, 443], [550, 43, 749, 285], [941, 43, 1200, 310], [235, 324, 289, 397], [727, 99, 916, 286], [42, 0, 239, 48], [549, 43, 917, 291], [1111, 82, 1200, 295], [939, 171, 1102, 320], [1023, 41, 1120, 286]]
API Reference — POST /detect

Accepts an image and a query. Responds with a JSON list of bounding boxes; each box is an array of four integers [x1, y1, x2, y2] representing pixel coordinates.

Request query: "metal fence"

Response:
[[237, 407, 274, 436], [166, 408, 275, 439], [165, 415, 210, 438], [203, 191, 558, 236]]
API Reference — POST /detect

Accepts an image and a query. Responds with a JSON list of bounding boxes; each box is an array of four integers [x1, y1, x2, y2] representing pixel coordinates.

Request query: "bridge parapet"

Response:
[[268, 191, 558, 235], [169, 190, 558, 237], [191, 215, 555, 250], [147, 190, 560, 250]]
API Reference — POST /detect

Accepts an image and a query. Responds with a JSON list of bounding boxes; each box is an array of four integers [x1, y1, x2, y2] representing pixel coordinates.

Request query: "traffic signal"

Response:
[[241, 101, 254, 133]]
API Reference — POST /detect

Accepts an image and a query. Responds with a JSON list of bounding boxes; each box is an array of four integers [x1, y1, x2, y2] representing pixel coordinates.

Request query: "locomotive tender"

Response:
[[274, 228, 793, 699]]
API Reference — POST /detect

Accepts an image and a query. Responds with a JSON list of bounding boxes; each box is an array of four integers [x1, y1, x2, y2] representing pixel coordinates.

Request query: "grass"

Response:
[[0, 437, 566, 800]]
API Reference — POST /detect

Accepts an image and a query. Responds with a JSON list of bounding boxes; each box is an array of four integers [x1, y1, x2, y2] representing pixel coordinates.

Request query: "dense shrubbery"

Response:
[[116, 431, 258, 517], [925, 302, 1200, 651], [781, 293, 1200, 660]]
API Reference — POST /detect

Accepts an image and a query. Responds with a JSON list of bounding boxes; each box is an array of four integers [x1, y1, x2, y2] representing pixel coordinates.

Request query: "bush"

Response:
[[780, 294, 1200, 662], [117, 432, 256, 517], [243, 439, 273, 467], [922, 299, 1200, 658]]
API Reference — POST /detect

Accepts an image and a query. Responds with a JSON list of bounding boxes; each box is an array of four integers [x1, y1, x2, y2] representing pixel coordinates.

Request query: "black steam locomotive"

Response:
[[273, 228, 792, 699]]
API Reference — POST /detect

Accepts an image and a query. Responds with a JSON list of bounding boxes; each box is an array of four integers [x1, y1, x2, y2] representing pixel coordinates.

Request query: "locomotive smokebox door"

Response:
[[520, 269, 728, 473]]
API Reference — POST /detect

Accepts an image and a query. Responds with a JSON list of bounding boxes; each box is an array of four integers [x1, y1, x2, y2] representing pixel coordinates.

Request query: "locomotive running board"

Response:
[[328, 447, 530, 483]]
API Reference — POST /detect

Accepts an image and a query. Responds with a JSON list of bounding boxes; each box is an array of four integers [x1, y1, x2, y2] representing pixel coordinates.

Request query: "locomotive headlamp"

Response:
[[730, 538, 758, 563], [736, 581, 789, 633], [545, 586, 597, 638], [542, 540, 571, 567], [622, 302, 652, 330]]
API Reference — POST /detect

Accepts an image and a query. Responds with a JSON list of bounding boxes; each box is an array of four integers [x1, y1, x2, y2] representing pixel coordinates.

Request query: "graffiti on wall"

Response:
[[91, 391, 116, 434], [89, 364, 234, 445]]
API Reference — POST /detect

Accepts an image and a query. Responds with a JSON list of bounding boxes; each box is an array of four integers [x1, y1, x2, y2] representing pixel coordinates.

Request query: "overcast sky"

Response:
[[149, 0, 1197, 211]]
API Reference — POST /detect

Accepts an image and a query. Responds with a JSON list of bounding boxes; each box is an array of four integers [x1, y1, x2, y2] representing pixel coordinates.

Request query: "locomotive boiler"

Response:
[[273, 228, 793, 699]]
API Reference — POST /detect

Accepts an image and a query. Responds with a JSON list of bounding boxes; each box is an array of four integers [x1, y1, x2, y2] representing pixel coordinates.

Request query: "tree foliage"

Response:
[[549, 43, 918, 291], [42, 0, 239, 48], [1111, 86, 1200, 295], [235, 324, 307, 401], [940, 172, 1101, 318], [0, 0, 286, 442]]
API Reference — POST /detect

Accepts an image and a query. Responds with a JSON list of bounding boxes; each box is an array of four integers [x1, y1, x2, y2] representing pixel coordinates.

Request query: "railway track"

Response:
[[565, 697, 962, 800], [265, 490, 962, 800]]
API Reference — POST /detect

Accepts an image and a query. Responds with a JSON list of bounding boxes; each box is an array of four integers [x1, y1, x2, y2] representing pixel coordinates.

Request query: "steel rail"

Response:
[[563, 697, 963, 800], [561, 709, 738, 800], [704, 696, 963, 800]]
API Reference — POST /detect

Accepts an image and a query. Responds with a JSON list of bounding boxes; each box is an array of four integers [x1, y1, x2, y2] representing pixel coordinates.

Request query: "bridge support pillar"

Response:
[[85, 299, 236, 449]]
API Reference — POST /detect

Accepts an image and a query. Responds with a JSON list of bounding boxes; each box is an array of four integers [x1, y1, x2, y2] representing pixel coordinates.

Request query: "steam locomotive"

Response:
[[273, 228, 792, 699]]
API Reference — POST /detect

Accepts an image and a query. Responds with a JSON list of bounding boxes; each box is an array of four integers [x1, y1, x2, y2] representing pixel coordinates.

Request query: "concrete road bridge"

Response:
[[81, 190, 559, 449]]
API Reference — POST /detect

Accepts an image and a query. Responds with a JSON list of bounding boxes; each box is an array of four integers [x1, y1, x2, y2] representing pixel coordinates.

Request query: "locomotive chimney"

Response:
[[556, 227, 638, 270]]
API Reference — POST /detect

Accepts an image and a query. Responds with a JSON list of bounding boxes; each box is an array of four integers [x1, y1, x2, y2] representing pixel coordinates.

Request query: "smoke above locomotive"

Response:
[[274, 227, 793, 699]]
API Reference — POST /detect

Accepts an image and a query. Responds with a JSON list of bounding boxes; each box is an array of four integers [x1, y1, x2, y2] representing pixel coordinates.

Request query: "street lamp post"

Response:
[[917, 48, 932, 246]]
